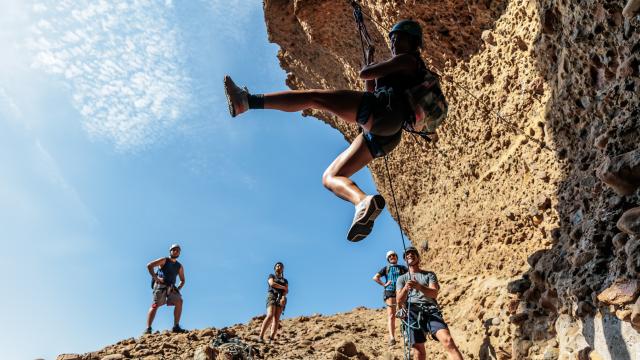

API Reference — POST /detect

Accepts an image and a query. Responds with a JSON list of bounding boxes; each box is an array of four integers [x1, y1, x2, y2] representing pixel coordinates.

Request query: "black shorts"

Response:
[[403, 304, 449, 344], [356, 88, 408, 158], [383, 290, 397, 302]]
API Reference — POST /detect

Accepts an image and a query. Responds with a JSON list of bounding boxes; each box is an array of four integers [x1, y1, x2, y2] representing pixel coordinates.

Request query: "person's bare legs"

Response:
[[270, 305, 284, 339], [146, 306, 158, 329], [322, 133, 374, 204], [434, 329, 463, 360], [259, 305, 275, 340], [412, 342, 427, 360], [385, 298, 397, 343], [173, 299, 183, 326], [263, 89, 367, 128]]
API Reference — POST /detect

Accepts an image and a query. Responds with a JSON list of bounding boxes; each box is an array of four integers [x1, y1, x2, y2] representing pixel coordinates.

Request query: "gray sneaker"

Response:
[[223, 75, 249, 117], [347, 194, 385, 242]]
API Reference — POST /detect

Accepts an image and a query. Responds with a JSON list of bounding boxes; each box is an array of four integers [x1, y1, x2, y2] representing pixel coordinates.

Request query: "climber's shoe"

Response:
[[347, 194, 386, 242], [172, 325, 187, 333], [143, 327, 152, 335], [388, 338, 396, 346], [223, 75, 249, 117]]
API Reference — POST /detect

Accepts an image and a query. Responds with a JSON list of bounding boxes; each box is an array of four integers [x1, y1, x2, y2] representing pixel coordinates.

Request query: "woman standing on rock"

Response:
[[259, 262, 288, 343], [224, 20, 435, 242]]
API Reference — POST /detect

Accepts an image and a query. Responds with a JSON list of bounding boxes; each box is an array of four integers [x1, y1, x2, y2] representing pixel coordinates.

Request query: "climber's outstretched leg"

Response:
[[224, 76, 386, 242], [224, 76, 371, 130]]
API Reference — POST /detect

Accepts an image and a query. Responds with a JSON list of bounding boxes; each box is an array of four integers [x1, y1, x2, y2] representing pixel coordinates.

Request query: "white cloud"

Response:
[[28, 0, 192, 151]]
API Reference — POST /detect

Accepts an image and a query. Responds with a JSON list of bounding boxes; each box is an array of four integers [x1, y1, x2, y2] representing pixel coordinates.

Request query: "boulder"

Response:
[[101, 355, 125, 360], [623, 0, 640, 18], [193, 345, 216, 360], [335, 340, 358, 357], [56, 355, 82, 360], [596, 279, 640, 305], [597, 149, 640, 196], [631, 296, 640, 328], [617, 207, 640, 236]]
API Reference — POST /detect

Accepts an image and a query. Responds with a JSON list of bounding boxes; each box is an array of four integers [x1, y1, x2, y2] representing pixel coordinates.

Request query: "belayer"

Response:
[[224, 20, 445, 242]]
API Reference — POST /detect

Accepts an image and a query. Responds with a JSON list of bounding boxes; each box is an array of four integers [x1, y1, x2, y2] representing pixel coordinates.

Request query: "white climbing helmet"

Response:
[[386, 250, 397, 260], [169, 244, 181, 252]]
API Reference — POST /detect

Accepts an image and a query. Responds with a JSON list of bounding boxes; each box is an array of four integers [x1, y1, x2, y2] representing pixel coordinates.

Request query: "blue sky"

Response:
[[0, 1, 412, 359]]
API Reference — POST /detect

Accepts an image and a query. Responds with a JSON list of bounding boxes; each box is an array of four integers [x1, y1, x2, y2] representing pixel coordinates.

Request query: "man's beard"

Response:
[[170, 255, 179, 259]]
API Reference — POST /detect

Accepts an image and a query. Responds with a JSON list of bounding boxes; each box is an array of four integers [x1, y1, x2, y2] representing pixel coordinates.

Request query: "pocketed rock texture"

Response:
[[60, 0, 639, 359]]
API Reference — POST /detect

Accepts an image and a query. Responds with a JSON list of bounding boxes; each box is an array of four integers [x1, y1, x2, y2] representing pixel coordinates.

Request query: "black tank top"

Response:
[[375, 53, 426, 93], [160, 259, 182, 286]]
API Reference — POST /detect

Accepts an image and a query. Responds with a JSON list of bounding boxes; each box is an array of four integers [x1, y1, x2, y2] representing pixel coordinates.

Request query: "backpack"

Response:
[[151, 268, 162, 289], [404, 65, 448, 135]]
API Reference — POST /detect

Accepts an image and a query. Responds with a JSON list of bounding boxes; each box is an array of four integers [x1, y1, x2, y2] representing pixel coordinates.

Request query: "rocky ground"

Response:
[[56, 294, 511, 360]]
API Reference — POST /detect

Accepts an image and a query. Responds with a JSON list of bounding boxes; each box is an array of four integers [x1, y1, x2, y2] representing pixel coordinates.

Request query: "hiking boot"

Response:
[[143, 327, 152, 335], [223, 75, 249, 117], [347, 194, 386, 242], [172, 325, 187, 333]]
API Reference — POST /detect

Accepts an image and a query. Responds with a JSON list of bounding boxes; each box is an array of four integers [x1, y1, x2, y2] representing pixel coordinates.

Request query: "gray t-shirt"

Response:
[[396, 270, 439, 306]]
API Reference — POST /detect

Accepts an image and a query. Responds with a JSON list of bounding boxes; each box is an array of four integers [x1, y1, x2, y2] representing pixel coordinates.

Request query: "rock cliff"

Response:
[[261, 0, 640, 358], [59, 0, 639, 359]]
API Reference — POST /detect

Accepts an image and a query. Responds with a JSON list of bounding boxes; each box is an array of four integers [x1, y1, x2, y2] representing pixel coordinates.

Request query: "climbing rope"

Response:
[[383, 154, 415, 360]]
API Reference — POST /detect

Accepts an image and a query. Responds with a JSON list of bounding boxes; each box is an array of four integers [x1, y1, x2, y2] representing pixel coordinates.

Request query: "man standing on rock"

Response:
[[396, 247, 463, 360], [144, 244, 187, 334], [373, 250, 408, 346]]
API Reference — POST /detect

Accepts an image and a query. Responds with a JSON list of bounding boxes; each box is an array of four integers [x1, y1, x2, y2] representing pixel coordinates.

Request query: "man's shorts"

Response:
[[404, 304, 449, 344], [152, 285, 182, 308], [383, 290, 397, 302]]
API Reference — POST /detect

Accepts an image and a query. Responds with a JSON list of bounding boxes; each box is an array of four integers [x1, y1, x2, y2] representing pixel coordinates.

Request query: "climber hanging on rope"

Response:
[[224, 19, 444, 242]]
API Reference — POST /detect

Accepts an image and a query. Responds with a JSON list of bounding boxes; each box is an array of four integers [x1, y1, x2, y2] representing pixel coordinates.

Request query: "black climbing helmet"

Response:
[[403, 246, 420, 259], [389, 20, 423, 47]]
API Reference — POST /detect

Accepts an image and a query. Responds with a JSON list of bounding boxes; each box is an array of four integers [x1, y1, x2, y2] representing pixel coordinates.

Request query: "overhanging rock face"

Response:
[[264, 0, 640, 358]]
